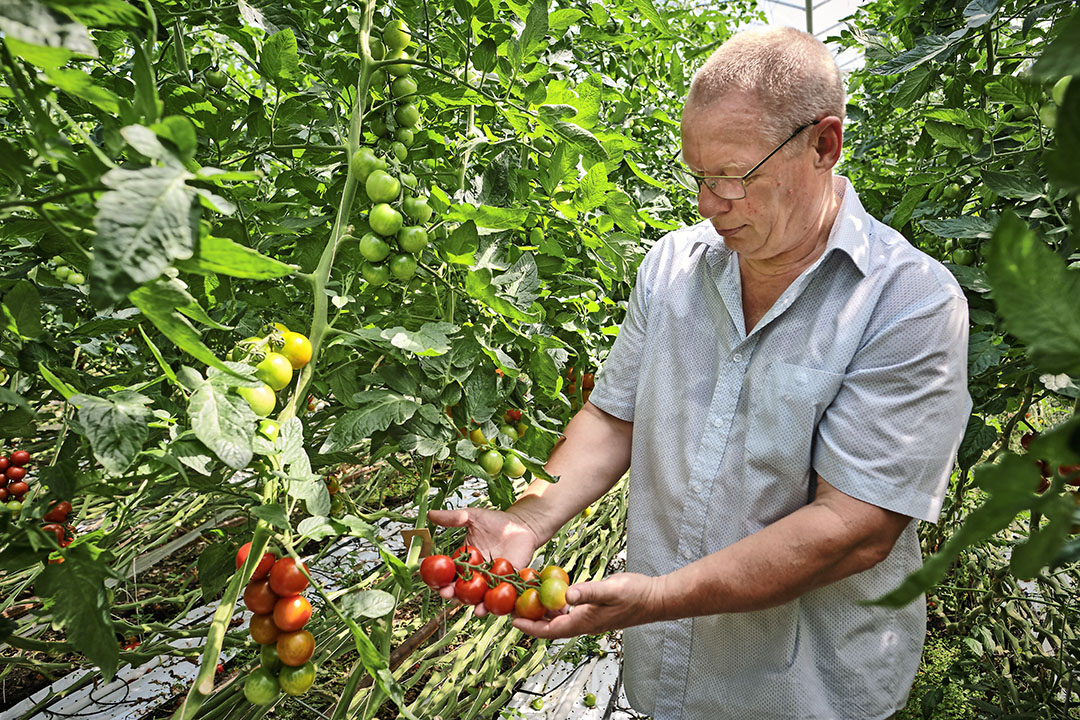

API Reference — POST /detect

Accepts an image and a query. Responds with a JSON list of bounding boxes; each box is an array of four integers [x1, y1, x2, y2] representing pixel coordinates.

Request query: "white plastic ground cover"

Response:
[[0, 481, 485, 720], [503, 632, 649, 720]]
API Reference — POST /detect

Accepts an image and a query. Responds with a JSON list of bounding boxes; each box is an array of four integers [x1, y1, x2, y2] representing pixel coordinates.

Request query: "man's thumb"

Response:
[[566, 581, 603, 606], [427, 508, 469, 528]]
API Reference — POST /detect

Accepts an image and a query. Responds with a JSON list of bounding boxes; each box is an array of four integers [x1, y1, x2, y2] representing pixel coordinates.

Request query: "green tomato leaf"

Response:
[[260, 28, 299, 87], [70, 391, 151, 475], [321, 390, 421, 453], [188, 379, 256, 470], [985, 212, 1080, 375]]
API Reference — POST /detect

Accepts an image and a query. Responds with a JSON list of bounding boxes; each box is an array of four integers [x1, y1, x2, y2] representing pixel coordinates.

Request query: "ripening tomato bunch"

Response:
[[460, 409, 531, 480], [0, 449, 33, 512], [1021, 431, 1080, 493], [565, 367, 595, 409], [41, 499, 76, 557], [227, 323, 314, 440], [350, 20, 438, 288], [420, 545, 571, 619], [237, 542, 318, 704]]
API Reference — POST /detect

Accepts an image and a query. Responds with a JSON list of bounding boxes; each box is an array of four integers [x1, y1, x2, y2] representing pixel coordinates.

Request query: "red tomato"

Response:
[[420, 555, 456, 588], [514, 588, 546, 620], [269, 557, 310, 596], [42, 523, 65, 545], [273, 595, 313, 632], [10, 450, 29, 467], [6, 466, 26, 482], [7, 481, 28, 497], [518, 567, 541, 587], [489, 557, 515, 578], [455, 573, 489, 605], [484, 582, 518, 616], [249, 613, 280, 644], [243, 580, 279, 615], [0, 456, 8, 472], [276, 629, 315, 667], [0, 488, 7, 502], [452, 544, 484, 578], [236, 542, 277, 580], [582, 373, 595, 390], [44, 500, 72, 523], [0, 475, 5, 488]]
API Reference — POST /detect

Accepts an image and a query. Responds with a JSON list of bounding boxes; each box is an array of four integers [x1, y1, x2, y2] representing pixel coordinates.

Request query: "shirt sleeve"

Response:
[[812, 292, 972, 523], [586, 250, 655, 423]]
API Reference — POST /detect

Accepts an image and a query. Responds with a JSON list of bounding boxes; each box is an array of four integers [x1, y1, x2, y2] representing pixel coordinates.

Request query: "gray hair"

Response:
[[685, 26, 845, 151]]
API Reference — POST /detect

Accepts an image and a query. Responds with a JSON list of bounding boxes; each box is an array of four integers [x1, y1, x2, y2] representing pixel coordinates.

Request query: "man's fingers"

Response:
[[439, 584, 457, 601], [565, 581, 605, 606], [427, 508, 469, 528]]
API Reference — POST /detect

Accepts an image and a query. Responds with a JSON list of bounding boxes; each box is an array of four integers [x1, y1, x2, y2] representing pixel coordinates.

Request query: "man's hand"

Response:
[[512, 573, 665, 639], [427, 506, 542, 612]]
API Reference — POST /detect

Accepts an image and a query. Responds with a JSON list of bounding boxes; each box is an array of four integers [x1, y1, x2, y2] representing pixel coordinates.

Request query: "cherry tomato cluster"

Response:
[[351, 20, 437, 288], [41, 499, 75, 555], [565, 367, 595, 409], [228, 323, 313, 438], [237, 542, 317, 704], [48, 256, 86, 286], [1021, 432, 1080, 493], [0, 450, 33, 512], [461, 411, 530, 480], [420, 545, 571, 619]]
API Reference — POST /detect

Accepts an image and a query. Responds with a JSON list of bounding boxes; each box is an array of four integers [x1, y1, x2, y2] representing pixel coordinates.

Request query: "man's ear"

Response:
[[813, 116, 843, 171]]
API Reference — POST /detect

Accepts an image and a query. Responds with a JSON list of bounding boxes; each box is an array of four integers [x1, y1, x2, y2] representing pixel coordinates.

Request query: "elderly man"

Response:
[[431, 26, 971, 720]]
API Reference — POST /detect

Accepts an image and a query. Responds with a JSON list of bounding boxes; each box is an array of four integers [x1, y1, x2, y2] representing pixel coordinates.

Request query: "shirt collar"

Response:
[[689, 176, 872, 277]]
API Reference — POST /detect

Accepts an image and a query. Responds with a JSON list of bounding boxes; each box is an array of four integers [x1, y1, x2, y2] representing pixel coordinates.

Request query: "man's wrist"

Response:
[[504, 494, 553, 548]]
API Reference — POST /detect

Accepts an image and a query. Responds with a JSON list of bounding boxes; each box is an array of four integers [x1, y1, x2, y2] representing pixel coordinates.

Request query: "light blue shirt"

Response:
[[588, 177, 971, 720]]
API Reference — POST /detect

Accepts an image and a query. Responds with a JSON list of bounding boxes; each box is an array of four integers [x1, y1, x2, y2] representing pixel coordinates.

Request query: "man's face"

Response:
[[680, 93, 822, 261]]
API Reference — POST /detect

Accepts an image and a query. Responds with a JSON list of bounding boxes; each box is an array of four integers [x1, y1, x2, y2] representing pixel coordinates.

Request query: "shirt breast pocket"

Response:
[[745, 361, 845, 485]]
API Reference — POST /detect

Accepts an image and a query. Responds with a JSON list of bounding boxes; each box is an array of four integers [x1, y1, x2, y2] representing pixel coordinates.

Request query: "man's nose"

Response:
[[697, 188, 734, 219]]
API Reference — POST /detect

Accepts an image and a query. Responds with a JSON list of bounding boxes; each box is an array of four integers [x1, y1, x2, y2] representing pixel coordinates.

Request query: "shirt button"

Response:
[[711, 416, 723, 427], [732, 353, 743, 362]]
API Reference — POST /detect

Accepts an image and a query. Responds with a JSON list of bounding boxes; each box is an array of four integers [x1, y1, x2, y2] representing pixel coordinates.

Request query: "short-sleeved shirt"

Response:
[[587, 177, 971, 720]]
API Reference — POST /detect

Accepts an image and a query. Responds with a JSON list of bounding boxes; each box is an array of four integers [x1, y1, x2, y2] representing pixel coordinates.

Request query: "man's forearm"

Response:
[[650, 481, 910, 621], [508, 401, 632, 544]]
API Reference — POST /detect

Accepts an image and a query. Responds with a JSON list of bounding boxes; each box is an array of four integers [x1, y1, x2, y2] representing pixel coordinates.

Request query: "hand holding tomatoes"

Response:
[[512, 572, 664, 640]]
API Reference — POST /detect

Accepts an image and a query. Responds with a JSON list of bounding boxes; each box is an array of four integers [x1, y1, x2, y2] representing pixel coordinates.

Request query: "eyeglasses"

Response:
[[671, 120, 821, 200]]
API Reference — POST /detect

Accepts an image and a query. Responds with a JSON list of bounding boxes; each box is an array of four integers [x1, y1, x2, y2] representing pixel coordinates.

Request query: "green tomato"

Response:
[[391, 76, 417, 98], [366, 170, 401, 203], [369, 115, 389, 137], [54, 265, 72, 281], [394, 103, 420, 128], [530, 699, 544, 711], [395, 127, 414, 147], [478, 449, 504, 475], [503, 453, 527, 478], [942, 183, 961, 201], [359, 232, 392, 262], [498, 423, 519, 441], [583, 692, 596, 708], [6, 500, 22, 514], [351, 147, 380, 182], [244, 668, 280, 705], [397, 226, 428, 253], [402, 195, 432, 223], [50, 255, 65, 264], [1052, 75, 1072, 106], [255, 352, 293, 391], [361, 261, 391, 286], [389, 253, 417, 281], [258, 419, 280, 442], [238, 383, 277, 417], [369, 68, 387, 90], [260, 643, 282, 673], [951, 248, 975, 266], [534, 136, 554, 153], [68, 272, 85, 285], [278, 661, 317, 696], [383, 19, 411, 51], [390, 141, 408, 162], [368, 37, 386, 61], [206, 70, 228, 89], [370, 203, 404, 236], [386, 49, 411, 77], [539, 577, 568, 610], [1040, 104, 1058, 129], [398, 172, 417, 190]]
